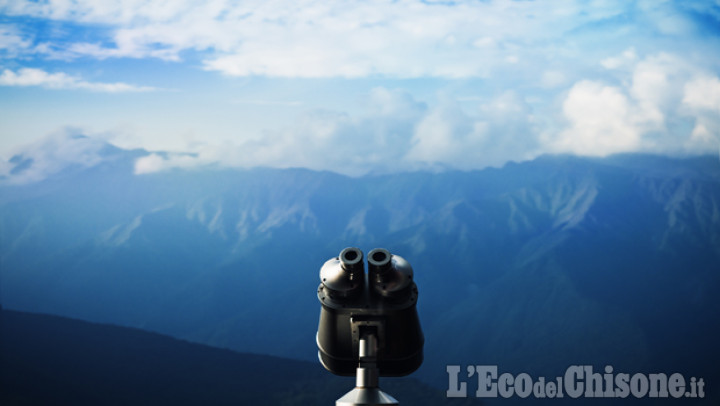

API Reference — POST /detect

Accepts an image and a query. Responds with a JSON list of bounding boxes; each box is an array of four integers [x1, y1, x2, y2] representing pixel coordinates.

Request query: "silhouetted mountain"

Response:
[[0, 309, 480, 405], [1, 142, 718, 403]]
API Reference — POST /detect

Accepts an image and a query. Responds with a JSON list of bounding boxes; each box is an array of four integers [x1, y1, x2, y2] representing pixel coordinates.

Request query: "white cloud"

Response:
[[10, 57, 720, 181], [406, 90, 541, 169], [131, 87, 543, 175], [133, 87, 427, 175], [0, 0, 643, 78], [0, 0, 195, 25], [0, 0, 716, 84], [551, 50, 720, 157], [631, 53, 687, 110], [0, 68, 157, 92], [2, 0, 719, 179], [0, 128, 108, 184], [601, 47, 637, 70], [406, 101, 482, 168], [0, 24, 32, 55], [683, 76, 720, 112], [682, 76, 720, 153], [128, 49, 720, 176], [133, 153, 165, 175], [552, 80, 641, 156], [133, 152, 205, 174]]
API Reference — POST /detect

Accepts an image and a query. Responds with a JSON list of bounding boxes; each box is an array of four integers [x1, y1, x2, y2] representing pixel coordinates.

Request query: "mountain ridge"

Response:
[[1, 141, 718, 394]]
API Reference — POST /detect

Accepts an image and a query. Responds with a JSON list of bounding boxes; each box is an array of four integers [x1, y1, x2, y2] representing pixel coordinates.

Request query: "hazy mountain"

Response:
[[1, 141, 718, 402], [0, 309, 479, 405]]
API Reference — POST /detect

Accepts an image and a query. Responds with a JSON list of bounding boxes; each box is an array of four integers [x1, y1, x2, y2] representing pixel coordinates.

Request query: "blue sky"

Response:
[[1, 0, 719, 180]]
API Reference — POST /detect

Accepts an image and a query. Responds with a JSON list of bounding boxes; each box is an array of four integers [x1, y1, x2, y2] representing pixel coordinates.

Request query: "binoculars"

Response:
[[316, 247, 424, 377]]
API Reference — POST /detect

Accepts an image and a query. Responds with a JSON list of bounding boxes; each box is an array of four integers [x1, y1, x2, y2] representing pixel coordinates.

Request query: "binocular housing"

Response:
[[316, 247, 424, 377]]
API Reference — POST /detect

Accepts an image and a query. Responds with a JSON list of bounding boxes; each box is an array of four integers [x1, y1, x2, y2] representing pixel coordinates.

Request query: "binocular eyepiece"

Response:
[[316, 247, 424, 377]]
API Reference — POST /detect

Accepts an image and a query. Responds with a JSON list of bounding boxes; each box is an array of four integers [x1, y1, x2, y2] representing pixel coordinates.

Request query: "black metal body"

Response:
[[316, 248, 424, 377]]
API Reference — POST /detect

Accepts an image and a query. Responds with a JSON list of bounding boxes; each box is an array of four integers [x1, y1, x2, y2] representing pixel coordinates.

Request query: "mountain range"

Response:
[[1, 138, 718, 403]]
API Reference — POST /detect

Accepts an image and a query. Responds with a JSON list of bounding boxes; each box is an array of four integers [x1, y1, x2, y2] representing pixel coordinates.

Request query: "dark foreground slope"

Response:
[[0, 309, 479, 406]]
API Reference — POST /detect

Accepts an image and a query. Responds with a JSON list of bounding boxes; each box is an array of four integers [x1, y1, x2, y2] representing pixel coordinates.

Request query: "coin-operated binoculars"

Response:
[[316, 247, 424, 406]]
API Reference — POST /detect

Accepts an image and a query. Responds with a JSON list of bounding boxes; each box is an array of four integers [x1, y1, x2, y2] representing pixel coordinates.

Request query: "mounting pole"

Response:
[[335, 332, 398, 406]]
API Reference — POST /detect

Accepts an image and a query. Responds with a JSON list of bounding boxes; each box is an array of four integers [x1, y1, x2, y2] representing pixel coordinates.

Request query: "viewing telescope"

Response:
[[316, 247, 423, 405]]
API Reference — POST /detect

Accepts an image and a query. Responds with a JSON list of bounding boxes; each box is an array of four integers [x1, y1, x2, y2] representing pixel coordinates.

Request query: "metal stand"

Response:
[[336, 333, 398, 406]]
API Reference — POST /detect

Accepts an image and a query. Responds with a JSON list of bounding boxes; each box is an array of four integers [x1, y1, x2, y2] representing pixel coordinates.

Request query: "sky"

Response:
[[1, 0, 719, 180]]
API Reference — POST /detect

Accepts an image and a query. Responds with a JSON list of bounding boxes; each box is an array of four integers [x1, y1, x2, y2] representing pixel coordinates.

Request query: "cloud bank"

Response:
[[0, 129, 110, 184], [3, 48, 719, 182], [133, 51, 720, 175]]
